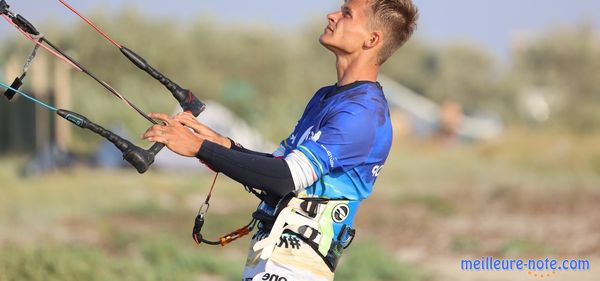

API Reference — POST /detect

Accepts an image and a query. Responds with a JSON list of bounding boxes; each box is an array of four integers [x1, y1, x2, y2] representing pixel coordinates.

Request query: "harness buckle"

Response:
[[192, 202, 210, 244]]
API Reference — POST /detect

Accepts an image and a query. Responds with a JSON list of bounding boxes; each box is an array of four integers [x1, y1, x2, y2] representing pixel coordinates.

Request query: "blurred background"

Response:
[[1, 1, 600, 280]]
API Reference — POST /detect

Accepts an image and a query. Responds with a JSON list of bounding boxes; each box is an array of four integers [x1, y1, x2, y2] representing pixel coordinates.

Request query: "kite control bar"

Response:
[[58, 0, 206, 116], [0, 81, 159, 173], [1, 0, 207, 173], [57, 110, 160, 173]]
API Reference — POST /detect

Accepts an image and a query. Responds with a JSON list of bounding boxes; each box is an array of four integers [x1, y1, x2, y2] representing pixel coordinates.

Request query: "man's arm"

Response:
[[196, 140, 294, 197], [143, 112, 305, 197], [228, 139, 277, 158]]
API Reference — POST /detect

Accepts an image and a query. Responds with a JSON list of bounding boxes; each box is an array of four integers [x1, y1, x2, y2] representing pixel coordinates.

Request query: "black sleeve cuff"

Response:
[[227, 138, 274, 158], [196, 140, 294, 197]]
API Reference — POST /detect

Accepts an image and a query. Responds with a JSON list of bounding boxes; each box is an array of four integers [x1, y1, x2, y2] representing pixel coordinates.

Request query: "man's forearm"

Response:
[[228, 139, 277, 158], [197, 140, 295, 198]]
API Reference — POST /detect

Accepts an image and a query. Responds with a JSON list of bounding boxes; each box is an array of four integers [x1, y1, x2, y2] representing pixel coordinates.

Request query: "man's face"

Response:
[[319, 0, 373, 55]]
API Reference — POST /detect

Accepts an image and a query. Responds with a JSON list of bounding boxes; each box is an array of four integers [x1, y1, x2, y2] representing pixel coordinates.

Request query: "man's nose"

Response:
[[327, 11, 341, 24]]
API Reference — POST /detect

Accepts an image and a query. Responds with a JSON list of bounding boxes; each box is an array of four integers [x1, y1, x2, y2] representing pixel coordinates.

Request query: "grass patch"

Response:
[[0, 240, 243, 281], [396, 195, 455, 216], [106, 200, 172, 218], [1, 130, 599, 281], [336, 242, 426, 281], [138, 237, 242, 280], [451, 235, 481, 253], [498, 239, 554, 257], [591, 154, 600, 176], [0, 244, 147, 281]]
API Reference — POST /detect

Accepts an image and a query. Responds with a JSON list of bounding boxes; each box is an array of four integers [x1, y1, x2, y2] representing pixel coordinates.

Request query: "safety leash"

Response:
[[192, 173, 257, 246]]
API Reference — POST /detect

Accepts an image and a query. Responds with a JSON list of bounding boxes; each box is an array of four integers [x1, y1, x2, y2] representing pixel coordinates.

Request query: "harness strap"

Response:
[[252, 198, 328, 258], [192, 173, 260, 247], [251, 197, 357, 271], [252, 201, 322, 260]]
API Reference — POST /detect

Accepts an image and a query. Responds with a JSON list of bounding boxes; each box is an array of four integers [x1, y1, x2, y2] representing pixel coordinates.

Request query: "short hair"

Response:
[[368, 0, 419, 64]]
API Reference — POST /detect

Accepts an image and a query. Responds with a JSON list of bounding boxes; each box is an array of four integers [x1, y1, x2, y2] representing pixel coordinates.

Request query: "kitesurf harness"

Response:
[[192, 178, 356, 272], [251, 196, 357, 272]]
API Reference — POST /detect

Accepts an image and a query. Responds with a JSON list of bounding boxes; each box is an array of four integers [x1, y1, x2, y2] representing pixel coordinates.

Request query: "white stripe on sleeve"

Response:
[[284, 149, 318, 193]]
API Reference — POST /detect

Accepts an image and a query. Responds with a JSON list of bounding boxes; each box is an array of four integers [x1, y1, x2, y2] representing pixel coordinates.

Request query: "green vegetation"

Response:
[[499, 239, 554, 257], [2, 12, 600, 153], [396, 195, 455, 216], [336, 242, 424, 281], [451, 236, 482, 254], [1, 129, 599, 280], [0, 241, 242, 281]]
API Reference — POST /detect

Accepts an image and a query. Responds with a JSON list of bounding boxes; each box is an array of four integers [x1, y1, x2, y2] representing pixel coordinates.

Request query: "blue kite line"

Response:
[[0, 80, 58, 112]]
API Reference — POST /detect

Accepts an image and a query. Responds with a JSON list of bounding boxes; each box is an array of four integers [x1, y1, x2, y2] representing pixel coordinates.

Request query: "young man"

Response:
[[143, 0, 418, 280]]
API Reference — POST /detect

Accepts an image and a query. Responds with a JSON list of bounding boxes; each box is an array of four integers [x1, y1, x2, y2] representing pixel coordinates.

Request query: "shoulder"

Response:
[[303, 85, 336, 108], [333, 82, 388, 113]]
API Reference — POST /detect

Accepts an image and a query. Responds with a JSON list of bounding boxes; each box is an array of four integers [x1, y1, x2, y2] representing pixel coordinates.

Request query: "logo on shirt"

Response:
[[372, 165, 384, 177], [311, 130, 322, 141], [332, 203, 350, 223], [321, 144, 335, 168], [292, 126, 322, 146], [297, 126, 315, 145]]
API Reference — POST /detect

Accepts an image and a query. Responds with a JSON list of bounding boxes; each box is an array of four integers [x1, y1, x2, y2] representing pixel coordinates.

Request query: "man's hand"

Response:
[[173, 112, 231, 148], [142, 113, 204, 157]]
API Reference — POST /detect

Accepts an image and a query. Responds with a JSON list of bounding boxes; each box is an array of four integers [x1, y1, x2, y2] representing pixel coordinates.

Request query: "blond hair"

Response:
[[368, 0, 419, 64]]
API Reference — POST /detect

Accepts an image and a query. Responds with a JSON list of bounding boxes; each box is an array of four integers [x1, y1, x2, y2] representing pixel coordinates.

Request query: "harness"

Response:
[[191, 175, 356, 272], [251, 196, 357, 271]]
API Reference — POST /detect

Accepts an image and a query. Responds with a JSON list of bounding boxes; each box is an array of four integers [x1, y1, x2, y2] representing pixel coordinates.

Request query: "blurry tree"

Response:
[[383, 40, 508, 115], [382, 38, 440, 96], [425, 43, 498, 110], [2, 11, 599, 153], [189, 23, 299, 136], [513, 22, 600, 132]]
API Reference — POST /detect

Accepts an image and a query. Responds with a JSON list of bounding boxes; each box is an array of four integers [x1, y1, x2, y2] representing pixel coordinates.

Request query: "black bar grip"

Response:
[[120, 46, 206, 116], [56, 109, 155, 173], [3, 76, 23, 100], [123, 146, 155, 174], [147, 142, 165, 157], [14, 14, 40, 36], [57, 109, 130, 151]]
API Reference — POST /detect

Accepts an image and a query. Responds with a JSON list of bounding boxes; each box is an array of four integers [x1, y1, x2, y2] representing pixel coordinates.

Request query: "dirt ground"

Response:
[[356, 185, 600, 281]]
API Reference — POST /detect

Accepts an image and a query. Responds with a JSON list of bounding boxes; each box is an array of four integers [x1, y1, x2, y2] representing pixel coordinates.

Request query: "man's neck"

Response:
[[335, 54, 380, 86]]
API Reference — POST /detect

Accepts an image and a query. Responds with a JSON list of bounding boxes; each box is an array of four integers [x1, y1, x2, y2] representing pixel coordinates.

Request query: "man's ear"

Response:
[[364, 30, 382, 49]]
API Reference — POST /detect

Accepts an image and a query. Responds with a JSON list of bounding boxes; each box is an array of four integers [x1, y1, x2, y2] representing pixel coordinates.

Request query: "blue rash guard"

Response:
[[196, 80, 395, 279], [258, 80, 393, 240]]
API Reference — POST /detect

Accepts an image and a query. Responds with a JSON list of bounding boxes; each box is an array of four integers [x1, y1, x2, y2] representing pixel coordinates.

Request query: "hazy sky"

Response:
[[2, 0, 600, 60]]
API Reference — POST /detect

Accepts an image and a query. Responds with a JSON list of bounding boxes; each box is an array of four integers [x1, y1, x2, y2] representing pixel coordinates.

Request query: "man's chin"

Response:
[[319, 36, 335, 51]]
